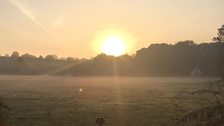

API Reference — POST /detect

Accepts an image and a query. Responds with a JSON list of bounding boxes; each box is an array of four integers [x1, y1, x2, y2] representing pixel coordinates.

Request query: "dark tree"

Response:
[[45, 55, 58, 60], [11, 51, 19, 59], [213, 24, 224, 43]]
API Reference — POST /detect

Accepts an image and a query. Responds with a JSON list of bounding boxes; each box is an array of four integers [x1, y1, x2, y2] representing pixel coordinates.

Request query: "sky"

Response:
[[0, 0, 224, 58]]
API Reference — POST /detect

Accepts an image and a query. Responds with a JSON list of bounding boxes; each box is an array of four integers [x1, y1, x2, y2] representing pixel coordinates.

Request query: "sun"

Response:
[[101, 36, 126, 56], [92, 29, 135, 57]]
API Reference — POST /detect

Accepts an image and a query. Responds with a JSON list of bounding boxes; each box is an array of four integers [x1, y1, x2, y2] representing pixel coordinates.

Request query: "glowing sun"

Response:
[[101, 36, 127, 56], [92, 29, 135, 57]]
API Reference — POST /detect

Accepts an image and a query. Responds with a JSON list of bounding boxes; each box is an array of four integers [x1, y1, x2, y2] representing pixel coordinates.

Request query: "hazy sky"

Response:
[[0, 0, 223, 58]]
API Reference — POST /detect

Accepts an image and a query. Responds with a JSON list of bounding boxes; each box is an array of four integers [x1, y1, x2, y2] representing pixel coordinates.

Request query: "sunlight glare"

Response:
[[101, 36, 126, 56], [92, 29, 135, 57]]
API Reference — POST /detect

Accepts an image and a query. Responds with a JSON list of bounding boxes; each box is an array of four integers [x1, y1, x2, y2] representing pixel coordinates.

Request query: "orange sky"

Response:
[[0, 0, 224, 58]]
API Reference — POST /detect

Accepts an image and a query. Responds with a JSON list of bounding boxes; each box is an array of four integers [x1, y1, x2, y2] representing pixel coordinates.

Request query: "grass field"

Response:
[[0, 76, 217, 126]]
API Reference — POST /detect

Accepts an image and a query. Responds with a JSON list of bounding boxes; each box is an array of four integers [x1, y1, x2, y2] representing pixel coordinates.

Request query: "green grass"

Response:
[[0, 76, 216, 126]]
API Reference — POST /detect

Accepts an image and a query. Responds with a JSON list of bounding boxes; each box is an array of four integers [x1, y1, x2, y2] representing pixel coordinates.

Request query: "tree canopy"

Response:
[[0, 41, 224, 77]]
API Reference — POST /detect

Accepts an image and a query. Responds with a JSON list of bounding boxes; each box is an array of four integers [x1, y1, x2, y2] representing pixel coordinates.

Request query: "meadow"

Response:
[[0, 76, 217, 126]]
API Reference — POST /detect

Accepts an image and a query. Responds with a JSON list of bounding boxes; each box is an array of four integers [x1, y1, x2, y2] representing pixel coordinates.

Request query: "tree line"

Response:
[[0, 53, 79, 75], [0, 41, 223, 77], [0, 25, 223, 77]]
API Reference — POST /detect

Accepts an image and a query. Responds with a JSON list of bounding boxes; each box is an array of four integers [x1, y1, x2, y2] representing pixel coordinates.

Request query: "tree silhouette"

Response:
[[10, 51, 19, 59], [176, 80, 224, 126], [213, 24, 224, 43]]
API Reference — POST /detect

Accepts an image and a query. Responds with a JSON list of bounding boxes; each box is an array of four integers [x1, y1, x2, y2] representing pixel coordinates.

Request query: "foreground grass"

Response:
[[0, 76, 216, 126]]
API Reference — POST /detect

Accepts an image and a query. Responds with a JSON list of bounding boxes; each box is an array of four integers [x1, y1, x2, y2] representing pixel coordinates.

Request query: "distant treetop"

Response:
[[213, 24, 224, 43]]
